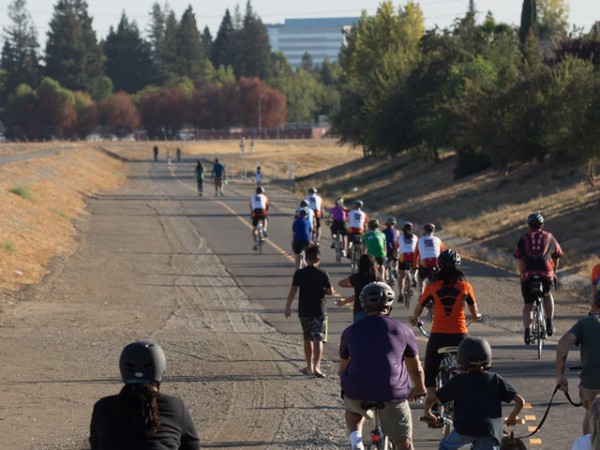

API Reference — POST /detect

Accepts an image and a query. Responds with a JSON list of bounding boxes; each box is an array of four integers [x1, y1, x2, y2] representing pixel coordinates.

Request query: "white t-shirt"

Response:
[[255, 171, 263, 184], [572, 434, 592, 450], [348, 209, 367, 230], [399, 233, 418, 254], [250, 193, 268, 210], [305, 194, 323, 216]]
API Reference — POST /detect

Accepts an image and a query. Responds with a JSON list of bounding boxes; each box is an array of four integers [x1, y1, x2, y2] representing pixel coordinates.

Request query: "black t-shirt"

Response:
[[349, 273, 375, 314], [292, 265, 332, 317], [436, 371, 517, 443], [90, 393, 200, 450]]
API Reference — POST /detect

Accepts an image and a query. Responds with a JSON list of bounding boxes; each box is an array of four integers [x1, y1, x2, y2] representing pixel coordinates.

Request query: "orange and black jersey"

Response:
[[418, 279, 476, 334]]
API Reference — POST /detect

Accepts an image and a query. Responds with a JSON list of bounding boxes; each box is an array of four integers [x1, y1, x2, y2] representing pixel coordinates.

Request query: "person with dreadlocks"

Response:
[[89, 341, 200, 450], [409, 249, 481, 408]]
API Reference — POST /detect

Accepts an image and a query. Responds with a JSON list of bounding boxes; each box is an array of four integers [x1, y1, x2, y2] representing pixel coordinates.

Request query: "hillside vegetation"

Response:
[[294, 151, 599, 279]]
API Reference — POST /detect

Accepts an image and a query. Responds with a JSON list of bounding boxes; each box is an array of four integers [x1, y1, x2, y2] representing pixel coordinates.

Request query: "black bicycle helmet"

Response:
[[437, 249, 461, 270], [354, 199, 363, 208], [457, 336, 492, 369], [256, 186, 264, 194], [300, 200, 309, 207], [527, 212, 544, 229], [368, 219, 380, 230], [424, 223, 435, 233], [119, 341, 167, 384], [386, 217, 396, 226], [403, 221, 413, 231], [308, 187, 317, 194], [359, 282, 395, 311], [298, 209, 308, 218]]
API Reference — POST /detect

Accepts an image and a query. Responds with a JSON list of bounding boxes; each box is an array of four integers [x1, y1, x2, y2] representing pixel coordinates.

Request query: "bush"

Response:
[[454, 149, 492, 179]]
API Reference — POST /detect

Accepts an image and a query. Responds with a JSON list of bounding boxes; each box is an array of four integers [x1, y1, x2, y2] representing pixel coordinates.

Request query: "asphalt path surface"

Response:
[[146, 156, 588, 449]]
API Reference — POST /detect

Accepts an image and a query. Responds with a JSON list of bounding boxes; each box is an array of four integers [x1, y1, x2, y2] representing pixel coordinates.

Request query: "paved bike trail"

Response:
[[156, 158, 583, 449]]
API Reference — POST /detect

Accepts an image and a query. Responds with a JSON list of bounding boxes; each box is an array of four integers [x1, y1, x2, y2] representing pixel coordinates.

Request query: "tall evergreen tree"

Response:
[[148, 3, 166, 63], [160, 10, 179, 83], [211, 9, 236, 71], [0, 0, 40, 104], [44, 0, 106, 97], [520, 0, 537, 45], [176, 6, 211, 86], [201, 26, 212, 57], [237, 1, 272, 79], [103, 13, 155, 93]]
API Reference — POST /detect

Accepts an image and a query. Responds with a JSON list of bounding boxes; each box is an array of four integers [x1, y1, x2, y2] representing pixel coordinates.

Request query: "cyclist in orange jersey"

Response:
[[409, 249, 481, 406]]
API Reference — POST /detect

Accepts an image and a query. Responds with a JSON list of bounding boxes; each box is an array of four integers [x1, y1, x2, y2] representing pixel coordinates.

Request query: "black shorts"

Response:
[[399, 261, 413, 270], [521, 278, 552, 304], [374, 256, 385, 266], [252, 209, 267, 226], [418, 266, 435, 282], [349, 233, 362, 244], [292, 240, 310, 255], [330, 220, 347, 235]]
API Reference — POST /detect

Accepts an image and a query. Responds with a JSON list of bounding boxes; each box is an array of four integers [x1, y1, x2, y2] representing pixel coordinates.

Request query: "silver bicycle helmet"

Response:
[[119, 341, 167, 384], [457, 336, 492, 369], [386, 217, 396, 226], [359, 282, 395, 311], [527, 212, 544, 229], [403, 221, 413, 231], [424, 223, 435, 233], [354, 199, 363, 209], [437, 249, 461, 270], [368, 219, 380, 230], [308, 187, 317, 194]]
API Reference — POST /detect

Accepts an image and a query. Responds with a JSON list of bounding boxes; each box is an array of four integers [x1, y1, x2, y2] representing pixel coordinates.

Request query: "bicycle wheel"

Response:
[[351, 246, 360, 273], [536, 303, 544, 359], [531, 303, 541, 358], [335, 236, 342, 264], [403, 273, 412, 310]]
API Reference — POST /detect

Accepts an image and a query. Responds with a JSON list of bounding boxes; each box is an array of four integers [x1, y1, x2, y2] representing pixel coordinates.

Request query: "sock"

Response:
[[350, 431, 363, 448]]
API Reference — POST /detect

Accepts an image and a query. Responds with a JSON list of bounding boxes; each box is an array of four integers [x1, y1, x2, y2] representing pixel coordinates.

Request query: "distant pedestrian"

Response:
[[284, 244, 333, 378], [239, 137, 245, 154], [194, 161, 204, 196], [166, 149, 172, 165], [176, 148, 181, 162], [250, 139, 255, 153], [153, 145, 158, 162], [255, 166, 263, 187], [211, 158, 226, 196]]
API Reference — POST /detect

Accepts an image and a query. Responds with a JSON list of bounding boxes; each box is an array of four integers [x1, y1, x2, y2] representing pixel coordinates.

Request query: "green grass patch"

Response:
[[9, 186, 35, 201], [50, 208, 69, 219], [0, 240, 16, 253]]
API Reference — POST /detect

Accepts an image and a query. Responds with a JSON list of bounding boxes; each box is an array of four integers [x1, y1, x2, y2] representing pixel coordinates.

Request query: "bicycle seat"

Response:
[[437, 346, 459, 354], [361, 401, 385, 411]]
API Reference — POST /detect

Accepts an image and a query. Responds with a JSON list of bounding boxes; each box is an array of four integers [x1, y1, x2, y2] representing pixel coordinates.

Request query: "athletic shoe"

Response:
[[341, 250, 347, 257], [253, 243, 258, 251], [524, 329, 531, 345]]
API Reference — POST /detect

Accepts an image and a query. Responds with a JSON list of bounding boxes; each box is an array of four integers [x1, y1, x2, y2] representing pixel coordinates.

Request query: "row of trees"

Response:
[[0, 0, 340, 133], [3, 76, 287, 140], [333, 1, 600, 176]]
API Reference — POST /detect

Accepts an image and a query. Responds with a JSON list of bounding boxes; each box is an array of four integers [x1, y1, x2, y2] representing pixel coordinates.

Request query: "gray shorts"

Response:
[[299, 316, 328, 342], [343, 397, 412, 441]]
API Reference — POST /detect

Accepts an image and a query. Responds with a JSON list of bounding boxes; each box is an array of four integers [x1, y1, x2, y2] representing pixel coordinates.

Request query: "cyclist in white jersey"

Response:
[[305, 187, 324, 244], [398, 222, 419, 302], [347, 200, 369, 256], [250, 187, 269, 250], [414, 223, 444, 294]]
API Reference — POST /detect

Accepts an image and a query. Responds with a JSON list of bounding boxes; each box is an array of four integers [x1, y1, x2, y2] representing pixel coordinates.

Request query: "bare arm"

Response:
[[336, 295, 354, 307], [506, 393, 525, 424], [467, 302, 481, 322], [556, 331, 577, 392], [338, 277, 353, 288], [409, 302, 425, 326], [284, 286, 298, 319], [405, 355, 426, 401]]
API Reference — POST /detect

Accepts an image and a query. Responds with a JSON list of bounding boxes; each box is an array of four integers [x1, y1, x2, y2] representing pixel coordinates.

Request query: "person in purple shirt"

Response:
[[327, 197, 349, 255], [339, 282, 426, 450]]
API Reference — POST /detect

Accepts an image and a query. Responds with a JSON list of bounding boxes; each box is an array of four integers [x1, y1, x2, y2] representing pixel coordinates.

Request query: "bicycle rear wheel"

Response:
[[533, 303, 543, 359], [335, 235, 342, 264], [403, 273, 413, 310]]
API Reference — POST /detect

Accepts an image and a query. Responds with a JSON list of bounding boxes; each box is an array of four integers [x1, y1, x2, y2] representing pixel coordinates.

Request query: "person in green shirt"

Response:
[[361, 219, 387, 281]]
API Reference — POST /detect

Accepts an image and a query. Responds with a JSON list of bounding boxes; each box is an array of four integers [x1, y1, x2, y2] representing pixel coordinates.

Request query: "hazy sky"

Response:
[[0, 0, 598, 48]]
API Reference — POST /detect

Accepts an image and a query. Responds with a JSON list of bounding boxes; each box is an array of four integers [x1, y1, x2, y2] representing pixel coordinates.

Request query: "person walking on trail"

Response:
[[211, 158, 226, 196], [89, 341, 200, 450], [176, 148, 181, 162], [284, 244, 333, 378], [255, 166, 263, 187], [153, 145, 159, 162], [194, 160, 204, 196], [513, 212, 563, 345], [422, 337, 525, 450], [556, 290, 600, 435], [339, 282, 426, 450], [336, 254, 379, 322], [239, 137, 245, 154], [409, 249, 481, 408]]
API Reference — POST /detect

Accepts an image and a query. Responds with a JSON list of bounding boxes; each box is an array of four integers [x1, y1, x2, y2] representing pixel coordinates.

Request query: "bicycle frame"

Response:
[[256, 221, 265, 254], [361, 401, 393, 450], [402, 269, 414, 310], [530, 278, 546, 359]]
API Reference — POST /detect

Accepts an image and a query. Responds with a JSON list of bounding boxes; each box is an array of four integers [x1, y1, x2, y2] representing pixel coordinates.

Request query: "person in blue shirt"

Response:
[[210, 158, 226, 196], [291, 208, 312, 269]]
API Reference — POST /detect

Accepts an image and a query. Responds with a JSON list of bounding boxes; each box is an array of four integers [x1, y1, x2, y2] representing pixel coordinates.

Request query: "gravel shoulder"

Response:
[[0, 158, 348, 449]]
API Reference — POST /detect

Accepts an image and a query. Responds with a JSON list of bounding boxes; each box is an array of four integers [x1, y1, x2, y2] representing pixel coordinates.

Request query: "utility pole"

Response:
[[469, 0, 476, 14]]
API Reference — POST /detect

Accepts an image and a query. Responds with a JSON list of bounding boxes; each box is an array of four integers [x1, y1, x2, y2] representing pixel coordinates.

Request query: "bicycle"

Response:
[[360, 401, 395, 450], [529, 276, 547, 359], [401, 267, 414, 310], [384, 258, 397, 286], [349, 234, 361, 273], [256, 221, 265, 254], [333, 232, 344, 264], [417, 321, 460, 438]]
